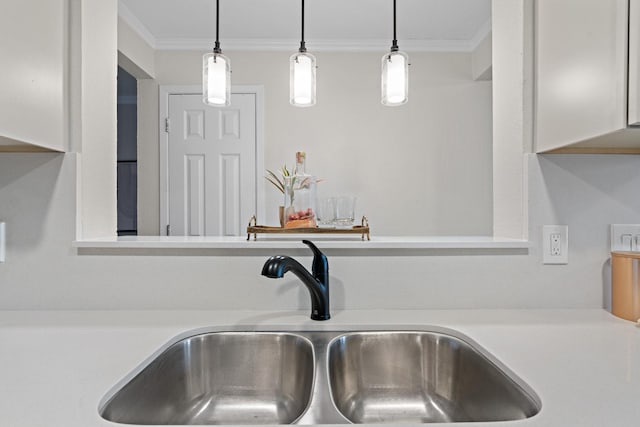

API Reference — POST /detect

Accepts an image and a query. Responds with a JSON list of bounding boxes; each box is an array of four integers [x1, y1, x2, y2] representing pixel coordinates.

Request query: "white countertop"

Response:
[[0, 309, 638, 426], [72, 235, 530, 250]]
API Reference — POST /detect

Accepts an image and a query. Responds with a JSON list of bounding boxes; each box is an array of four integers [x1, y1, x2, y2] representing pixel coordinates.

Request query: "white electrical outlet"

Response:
[[550, 233, 562, 255], [610, 224, 640, 252], [543, 225, 568, 264], [0, 222, 5, 263]]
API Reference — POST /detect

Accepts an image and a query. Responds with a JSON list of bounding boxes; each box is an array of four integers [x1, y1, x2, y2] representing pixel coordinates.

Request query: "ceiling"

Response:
[[119, 0, 491, 52]]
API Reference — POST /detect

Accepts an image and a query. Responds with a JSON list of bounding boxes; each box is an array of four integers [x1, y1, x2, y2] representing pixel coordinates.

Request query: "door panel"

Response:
[[168, 93, 256, 236]]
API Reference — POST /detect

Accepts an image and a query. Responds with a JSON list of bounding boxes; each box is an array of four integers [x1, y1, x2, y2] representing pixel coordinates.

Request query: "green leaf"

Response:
[[265, 171, 285, 193]]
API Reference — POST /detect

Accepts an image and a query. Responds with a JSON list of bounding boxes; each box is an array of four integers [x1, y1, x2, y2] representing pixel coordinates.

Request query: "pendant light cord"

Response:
[[299, 0, 307, 52], [214, 0, 221, 53], [391, 0, 399, 51]]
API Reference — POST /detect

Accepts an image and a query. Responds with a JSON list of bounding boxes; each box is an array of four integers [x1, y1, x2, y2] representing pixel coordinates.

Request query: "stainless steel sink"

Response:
[[327, 331, 540, 423], [100, 328, 540, 425], [100, 332, 315, 425]]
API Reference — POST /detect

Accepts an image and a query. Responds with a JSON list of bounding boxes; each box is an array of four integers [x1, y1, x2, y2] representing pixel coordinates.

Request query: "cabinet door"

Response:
[[535, 0, 628, 152], [0, 0, 67, 151], [629, 0, 640, 126]]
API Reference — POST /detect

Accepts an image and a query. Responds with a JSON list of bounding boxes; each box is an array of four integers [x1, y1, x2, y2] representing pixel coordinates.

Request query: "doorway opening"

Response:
[[117, 67, 138, 236], [159, 85, 265, 236]]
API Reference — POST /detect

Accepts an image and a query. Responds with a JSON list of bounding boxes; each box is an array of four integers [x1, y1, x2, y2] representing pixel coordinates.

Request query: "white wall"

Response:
[[117, 16, 155, 79], [0, 152, 637, 310], [1, 0, 635, 312], [492, 0, 533, 239], [138, 51, 493, 236], [75, 0, 118, 239]]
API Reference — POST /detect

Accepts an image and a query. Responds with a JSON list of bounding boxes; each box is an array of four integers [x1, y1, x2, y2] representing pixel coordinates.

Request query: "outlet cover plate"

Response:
[[543, 225, 568, 264], [610, 224, 640, 252]]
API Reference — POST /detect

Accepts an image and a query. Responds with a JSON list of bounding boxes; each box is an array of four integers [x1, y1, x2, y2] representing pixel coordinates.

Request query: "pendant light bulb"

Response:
[[203, 0, 231, 107], [203, 51, 231, 107], [381, 50, 408, 106], [290, 51, 317, 107], [290, 0, 316, 107], [382, 0, 408, 106]]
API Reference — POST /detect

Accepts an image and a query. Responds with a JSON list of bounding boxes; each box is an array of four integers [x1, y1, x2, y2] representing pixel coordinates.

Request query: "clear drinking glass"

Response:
[[316, 197, 336, 226], [334, 196, 356, 227]]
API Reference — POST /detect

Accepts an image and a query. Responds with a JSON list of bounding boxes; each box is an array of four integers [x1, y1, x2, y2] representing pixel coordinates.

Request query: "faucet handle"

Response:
[[302, 240, 329, 283]]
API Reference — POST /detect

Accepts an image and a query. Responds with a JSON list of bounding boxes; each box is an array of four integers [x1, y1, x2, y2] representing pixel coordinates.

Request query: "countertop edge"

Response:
[[72, 236, 531, 250]]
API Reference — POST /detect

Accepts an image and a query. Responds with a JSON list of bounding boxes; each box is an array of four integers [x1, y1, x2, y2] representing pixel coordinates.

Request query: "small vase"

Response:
[[283, 175, 317, 228]]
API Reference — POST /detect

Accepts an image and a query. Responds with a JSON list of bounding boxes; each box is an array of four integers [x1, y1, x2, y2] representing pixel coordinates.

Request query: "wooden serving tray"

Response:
[[247, 216, 370, 241]]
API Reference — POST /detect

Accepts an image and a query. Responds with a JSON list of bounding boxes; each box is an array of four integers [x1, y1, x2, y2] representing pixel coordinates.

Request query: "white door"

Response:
[[167, 93, 256, 236]]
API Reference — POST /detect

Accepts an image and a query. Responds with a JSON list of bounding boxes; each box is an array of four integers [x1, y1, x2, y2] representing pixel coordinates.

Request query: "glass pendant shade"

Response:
[[203, 52, 231, 107], [290, 52, 316, 107], [381, 50, 409, 106]]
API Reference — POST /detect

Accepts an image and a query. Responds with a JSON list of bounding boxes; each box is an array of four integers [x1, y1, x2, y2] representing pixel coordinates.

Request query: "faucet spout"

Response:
[[261, 240, 330, 321]]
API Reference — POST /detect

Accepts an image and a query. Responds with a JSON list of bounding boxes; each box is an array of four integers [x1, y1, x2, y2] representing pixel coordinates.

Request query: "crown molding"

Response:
[[468, 18, 492, 51], [156, 38, 479, 52]]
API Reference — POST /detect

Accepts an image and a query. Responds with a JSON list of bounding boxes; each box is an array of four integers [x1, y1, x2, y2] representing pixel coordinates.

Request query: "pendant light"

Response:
[[290, 0, 316, 107], [203, 0, 231, 107], [381, 0, 408, 106]]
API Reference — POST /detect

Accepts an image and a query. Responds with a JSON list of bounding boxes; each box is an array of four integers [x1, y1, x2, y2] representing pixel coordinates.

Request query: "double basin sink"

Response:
[[99, 328, 540, 425]]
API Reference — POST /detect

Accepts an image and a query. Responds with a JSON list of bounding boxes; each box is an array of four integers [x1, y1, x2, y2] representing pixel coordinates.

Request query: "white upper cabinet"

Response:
[[0, 0, 67, 152], [535, 0, 640, 153], [629, 0, 640, 126]]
